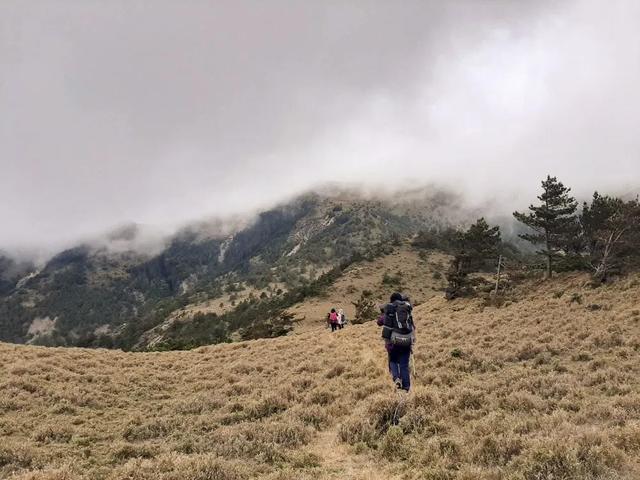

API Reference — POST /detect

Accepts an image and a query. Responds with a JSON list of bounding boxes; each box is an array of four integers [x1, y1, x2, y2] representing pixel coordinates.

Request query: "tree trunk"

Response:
[[595, 230, 621, 283], [494, 255, 502, 295], [545, 233, 552, 280], [544, 197, 552, 280], [545, 255, 551, 279]]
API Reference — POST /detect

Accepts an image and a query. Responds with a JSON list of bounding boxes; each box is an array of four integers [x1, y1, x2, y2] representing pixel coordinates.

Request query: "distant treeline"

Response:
[[414, 175, 640, 299], [149, 243, 395, 351]]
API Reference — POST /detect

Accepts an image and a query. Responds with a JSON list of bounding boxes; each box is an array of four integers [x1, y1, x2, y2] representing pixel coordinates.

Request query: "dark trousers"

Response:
[[388, 347, 411, 391], [330, 323, 338, 332]]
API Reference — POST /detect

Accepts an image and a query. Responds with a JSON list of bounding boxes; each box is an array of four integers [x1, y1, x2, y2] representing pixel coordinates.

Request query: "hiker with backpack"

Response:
[[377, 292, 415, 392], [328, 308, 339, 332], [337, 308, 345, 329]]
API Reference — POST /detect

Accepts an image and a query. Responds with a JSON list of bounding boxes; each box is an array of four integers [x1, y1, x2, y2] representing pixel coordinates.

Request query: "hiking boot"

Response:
[[394, 378, 403, 390]]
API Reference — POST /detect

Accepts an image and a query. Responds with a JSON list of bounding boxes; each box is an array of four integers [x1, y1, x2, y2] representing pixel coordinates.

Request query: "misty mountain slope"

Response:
[[133, 244, 448, 349], [0, 255, 34, 296], [1, 273, 639, 480], [0, 190, 463, 350]]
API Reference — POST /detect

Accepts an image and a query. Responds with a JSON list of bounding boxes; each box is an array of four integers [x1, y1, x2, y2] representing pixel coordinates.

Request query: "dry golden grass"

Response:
[[290, 247, 449, 330], [1, 271, 640, 479]]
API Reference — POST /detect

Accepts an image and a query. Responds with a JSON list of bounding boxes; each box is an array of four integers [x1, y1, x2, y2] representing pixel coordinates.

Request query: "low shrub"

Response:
[[338, 417, 377, 447], [108, 453, 248, 480], [307, 388, 335, 406], [380, 426, 406, 460], [33, 425, 73, 444], [0, 444, 33, 470], [474, 435, 523, 466], [111, 443, 156, 462], [325, 365, 345, 379], [246, 395, 288, 420], [123, 419, 172, 442], [453, 389, 484, 411], [294, 405, 330, 430], [612, 424, 640, 453]]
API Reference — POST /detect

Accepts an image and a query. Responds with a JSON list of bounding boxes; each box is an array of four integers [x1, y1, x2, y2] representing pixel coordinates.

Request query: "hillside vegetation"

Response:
[[0, 190, 464, 350], [289, 246, 450, 331], [2, 272, 639, 480], [3, 176, 637, 353]]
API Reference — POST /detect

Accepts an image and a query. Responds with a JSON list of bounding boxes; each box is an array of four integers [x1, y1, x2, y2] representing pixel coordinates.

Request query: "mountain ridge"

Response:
[[0, 189, 476, 349]]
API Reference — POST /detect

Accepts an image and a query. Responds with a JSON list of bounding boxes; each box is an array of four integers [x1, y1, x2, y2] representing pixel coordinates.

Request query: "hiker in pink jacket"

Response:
[[328, 308, 339, 332]]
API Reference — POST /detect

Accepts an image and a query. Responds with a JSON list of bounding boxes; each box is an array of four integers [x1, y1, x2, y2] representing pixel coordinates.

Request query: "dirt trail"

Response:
[[359, 337, 379, 364], [306, 429, 401, 480], [300, 324, 401, 479]]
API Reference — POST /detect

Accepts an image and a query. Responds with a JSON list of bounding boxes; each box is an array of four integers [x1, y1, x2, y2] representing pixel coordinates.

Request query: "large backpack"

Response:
[[381, 300, 415, 347]]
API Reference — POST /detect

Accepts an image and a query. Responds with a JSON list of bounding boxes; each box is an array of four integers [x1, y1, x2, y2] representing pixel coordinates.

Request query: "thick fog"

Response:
[[1, 0, 639, 254]]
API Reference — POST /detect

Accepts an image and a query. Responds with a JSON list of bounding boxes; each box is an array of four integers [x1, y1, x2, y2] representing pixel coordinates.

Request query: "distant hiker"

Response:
[[328, 308, 339, 332], [337, 308, 345, 329], [338, 309, 347, 327], [378, 292, 415, 391]]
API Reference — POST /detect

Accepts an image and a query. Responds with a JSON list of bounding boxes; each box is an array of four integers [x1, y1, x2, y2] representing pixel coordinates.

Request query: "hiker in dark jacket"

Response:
[[377, 292, 415, 391]]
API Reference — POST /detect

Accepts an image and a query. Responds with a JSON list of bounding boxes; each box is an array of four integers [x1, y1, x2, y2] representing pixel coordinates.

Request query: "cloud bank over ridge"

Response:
[[1, 0, 639, 253]]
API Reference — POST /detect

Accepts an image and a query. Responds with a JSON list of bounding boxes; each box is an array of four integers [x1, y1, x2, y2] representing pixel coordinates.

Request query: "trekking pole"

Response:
[[410, 354, 417, 378], [392, 388, 409, 425]]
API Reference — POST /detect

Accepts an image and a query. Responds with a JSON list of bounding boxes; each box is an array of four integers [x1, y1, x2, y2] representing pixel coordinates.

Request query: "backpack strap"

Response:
[[394, 311, 402, 329]]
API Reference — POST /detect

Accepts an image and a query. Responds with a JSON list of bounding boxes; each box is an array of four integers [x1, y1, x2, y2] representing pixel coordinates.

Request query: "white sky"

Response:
[[1, 0, 639, 253]]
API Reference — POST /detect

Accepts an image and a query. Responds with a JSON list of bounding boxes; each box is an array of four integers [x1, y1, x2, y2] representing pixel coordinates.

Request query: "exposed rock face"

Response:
[[27, 316, 57, 341]]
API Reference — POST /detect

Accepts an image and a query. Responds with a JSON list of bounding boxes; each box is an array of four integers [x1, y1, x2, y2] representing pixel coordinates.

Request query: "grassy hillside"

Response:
[[2, 273, 639, 479], [289, 246, 450, 331]]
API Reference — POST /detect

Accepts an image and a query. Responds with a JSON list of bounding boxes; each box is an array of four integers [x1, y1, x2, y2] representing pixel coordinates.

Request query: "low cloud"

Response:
[[1, 0, 639, 255]]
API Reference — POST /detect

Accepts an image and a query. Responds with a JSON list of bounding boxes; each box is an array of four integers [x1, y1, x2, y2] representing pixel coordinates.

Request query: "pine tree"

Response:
[[513, 176, 578, 279], [456, 217, 501, 273], [351, 291, 378, 324], [445, 218, 501, 299], [581, 192, 640, 282]]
